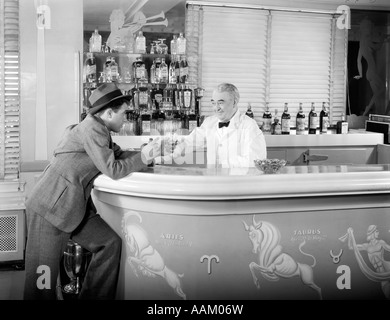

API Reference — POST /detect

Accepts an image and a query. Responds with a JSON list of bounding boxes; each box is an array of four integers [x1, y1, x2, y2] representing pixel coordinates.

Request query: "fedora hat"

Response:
[[88, 83, 132, 115]]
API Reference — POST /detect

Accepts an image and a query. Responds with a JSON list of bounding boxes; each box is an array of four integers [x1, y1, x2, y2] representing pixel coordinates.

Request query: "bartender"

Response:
[[157, 83, 267, 168]]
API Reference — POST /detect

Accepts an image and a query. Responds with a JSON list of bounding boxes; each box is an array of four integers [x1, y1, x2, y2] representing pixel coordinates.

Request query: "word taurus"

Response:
[[122, 211, 186, 300], [243, 216, 322, 299]]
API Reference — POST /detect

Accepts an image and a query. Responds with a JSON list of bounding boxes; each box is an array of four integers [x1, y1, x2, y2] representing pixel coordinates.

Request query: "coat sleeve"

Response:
[[82, 124, 147, 180]]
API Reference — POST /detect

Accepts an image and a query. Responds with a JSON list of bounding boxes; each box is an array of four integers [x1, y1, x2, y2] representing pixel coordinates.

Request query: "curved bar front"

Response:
[[92, 164, 390, 300]]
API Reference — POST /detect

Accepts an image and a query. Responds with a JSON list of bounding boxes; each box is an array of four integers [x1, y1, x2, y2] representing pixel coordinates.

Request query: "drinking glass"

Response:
[[62, 240, 77, 294], [62, 240, 91, 295], [158, 39, 168, 54]]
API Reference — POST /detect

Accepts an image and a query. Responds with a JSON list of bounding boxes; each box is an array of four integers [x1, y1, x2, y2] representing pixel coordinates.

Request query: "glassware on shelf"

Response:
[[150, 41, 156, 54], [170, 35, 178, 55], [158, 39, 168, 54]]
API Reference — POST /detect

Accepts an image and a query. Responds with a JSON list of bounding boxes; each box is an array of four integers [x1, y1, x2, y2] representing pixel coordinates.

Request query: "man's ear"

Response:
[[105, 108, 113, 119]]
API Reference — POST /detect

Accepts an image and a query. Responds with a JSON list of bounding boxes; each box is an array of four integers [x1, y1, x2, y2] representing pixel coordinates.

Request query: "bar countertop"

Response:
[[93, 163, 390, 200]]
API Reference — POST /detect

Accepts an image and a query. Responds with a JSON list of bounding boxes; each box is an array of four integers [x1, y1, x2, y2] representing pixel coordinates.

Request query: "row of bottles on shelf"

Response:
[[83, 83, 203, 136], [89, 28, 187, 55], [114, 108, 200, 136], [84, 53, 189, 85], [84, 82, 196, 110], [253, 102, 348, 135]]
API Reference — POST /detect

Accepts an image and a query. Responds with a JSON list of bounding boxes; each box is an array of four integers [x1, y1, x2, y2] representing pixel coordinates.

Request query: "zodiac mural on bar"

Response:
[[121, 211, 187, 300], [243, 216, 322, 299], [340, 225, 390, 299]]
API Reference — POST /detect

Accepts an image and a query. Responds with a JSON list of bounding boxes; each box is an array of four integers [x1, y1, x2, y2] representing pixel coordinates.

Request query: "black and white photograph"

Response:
[[0, 0, 390, 314]]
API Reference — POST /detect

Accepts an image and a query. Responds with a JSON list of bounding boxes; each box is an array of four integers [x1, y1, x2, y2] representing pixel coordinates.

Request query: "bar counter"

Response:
[[92, 164, 390, 300]]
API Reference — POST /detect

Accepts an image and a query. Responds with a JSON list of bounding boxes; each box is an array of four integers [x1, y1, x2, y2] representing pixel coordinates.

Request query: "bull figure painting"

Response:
[[122, 211, 186, 300], [243, 216, 322, 299]]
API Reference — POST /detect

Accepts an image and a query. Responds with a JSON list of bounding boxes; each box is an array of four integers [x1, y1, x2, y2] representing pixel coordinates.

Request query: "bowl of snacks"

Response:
[[254, 159, 287, 174]]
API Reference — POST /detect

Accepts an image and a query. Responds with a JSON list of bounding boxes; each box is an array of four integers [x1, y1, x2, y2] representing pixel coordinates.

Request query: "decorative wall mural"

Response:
[[106, 0, 168, 52], [348, 10, 390, 118], [243, 216, 322, 299], [339, 225, 390, 299], [121, 211, 186, 300]]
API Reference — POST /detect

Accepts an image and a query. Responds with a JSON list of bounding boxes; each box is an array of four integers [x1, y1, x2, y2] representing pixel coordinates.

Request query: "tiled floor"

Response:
[[0, 268, 25, 300]]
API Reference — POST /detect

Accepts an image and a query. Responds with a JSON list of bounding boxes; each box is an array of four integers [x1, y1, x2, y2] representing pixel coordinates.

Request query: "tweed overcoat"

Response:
[[26, 114, 147, 233]]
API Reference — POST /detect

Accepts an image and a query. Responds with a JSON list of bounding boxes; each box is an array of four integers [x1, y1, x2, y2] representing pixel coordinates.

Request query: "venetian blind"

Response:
[[186, 4, 347, 126], [0, 0, 20, 180], [193, 6, 268, 119], [268, 12, 332, 124]]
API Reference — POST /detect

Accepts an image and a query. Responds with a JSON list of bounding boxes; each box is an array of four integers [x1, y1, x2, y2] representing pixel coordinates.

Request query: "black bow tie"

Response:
[[218, 121, 230, 128]]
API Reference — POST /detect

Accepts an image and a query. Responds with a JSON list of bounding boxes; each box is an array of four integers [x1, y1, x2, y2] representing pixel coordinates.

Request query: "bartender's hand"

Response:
[[154, 154, 175, 165], [140, 137, 161, 165]]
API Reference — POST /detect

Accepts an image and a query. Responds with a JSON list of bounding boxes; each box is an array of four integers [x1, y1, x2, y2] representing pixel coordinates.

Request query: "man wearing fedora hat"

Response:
[[24, 83, 161, 300]]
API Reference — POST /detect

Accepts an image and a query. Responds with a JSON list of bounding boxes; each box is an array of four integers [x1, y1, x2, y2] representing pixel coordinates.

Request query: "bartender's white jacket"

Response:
[[174, 109, 267, 168]]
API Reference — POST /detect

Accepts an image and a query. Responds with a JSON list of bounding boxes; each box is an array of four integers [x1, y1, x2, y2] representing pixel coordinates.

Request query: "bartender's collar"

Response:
[[221, 109, 240, 128]]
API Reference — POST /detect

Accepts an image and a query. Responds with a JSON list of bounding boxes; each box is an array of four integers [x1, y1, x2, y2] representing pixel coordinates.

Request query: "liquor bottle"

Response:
[[319, 102, 329, 134], [109, 57, 119, 82], [150, 108, 159, 135], [89, 29, 102, 53], [140, 112, 151, 135], [150, 59, 157, 84], [154, 57, 161, 84], [126, 111, 137, 136], [281, 103, 291, 135], [181, 110, 189, 130], [168, 56, 177, 85], [83, 87, 92, 108], [336, 113, 348, 134], [261, 103, 272, 135], [245, 103, 254, 118], [188, 108, 198, 132], [170, 35, 178, 55], [173, 84, 181, 111], [130, 83, 139, 111], [163, 84, 174, 111], [183, 83, 193, 111], [84, 53, 96, 84], [175, 56, 181, 84], [177, 32, 187, 55], [178, 84, 185, 112], [104, 56, 112, 82], [138, 77, 149, 111], [179, 55, 188, 84], [132, 56, 146, 83], [308, 102, 318, 134], [135, 31, 146, 54], [296, 103, 306, 135], [151, 84, 163, 110], [271, 109, 281, 135], [159, 58, 169, 84]]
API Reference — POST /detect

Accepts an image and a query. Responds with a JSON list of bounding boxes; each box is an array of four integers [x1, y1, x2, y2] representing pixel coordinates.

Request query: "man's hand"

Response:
[[140, 137, 161, 165]]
